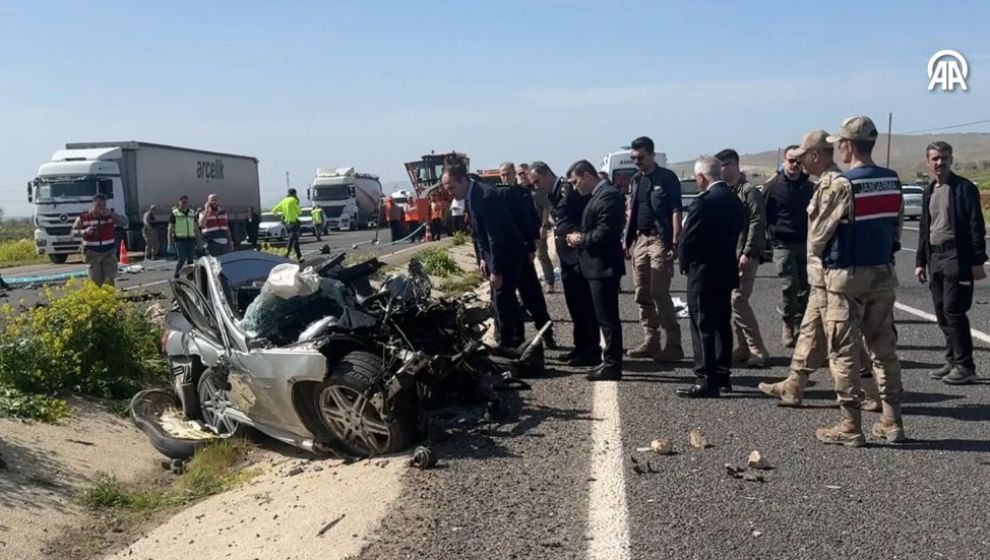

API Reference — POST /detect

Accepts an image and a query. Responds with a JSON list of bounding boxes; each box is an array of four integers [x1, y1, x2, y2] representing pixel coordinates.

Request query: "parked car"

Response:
[[680, 178, 700, 212], [256, 212, 287, 242], [902, 184, 924, 220], [153, 251, 544, 458]]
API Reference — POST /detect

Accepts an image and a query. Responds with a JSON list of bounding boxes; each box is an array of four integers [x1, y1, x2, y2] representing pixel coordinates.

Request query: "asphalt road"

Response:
[[0, 227, 410, 306], [356, 226, 990, 560]]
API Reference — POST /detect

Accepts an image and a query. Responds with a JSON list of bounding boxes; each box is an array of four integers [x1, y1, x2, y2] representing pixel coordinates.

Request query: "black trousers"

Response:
[[490, 259, 524, 348], [930, 249, 976, 372], [687, 288, 733, 383], [517, 258, 553, 339], [285, 222, 302, 259], [388, 220, 402, 242], [430, 218, 443, 240], [408, 221, 420, 242], [588, 275, 623, 371], [559, 258, 598, 354]]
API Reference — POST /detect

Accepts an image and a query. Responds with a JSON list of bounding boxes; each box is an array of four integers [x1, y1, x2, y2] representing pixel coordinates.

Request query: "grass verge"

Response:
[[0, 238, 45, 267], [438, 270, 484, 295]]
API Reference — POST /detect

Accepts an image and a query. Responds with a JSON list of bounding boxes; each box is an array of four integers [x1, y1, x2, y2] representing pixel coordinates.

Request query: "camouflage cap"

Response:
[[790, 129, 831, 157], [826, 116, 878, 143]]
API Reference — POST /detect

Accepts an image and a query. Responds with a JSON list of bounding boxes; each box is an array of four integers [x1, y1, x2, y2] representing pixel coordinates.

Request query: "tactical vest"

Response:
[[172, 208, 196, 238], [201, 208, 230, 241], [823, 166, 901, 269], [79, 211, 117, 251]]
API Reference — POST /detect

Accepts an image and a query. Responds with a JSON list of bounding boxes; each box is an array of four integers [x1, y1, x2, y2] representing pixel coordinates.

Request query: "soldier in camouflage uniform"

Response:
[[759, 131, 880, 410], [814, 117, 905, 447]]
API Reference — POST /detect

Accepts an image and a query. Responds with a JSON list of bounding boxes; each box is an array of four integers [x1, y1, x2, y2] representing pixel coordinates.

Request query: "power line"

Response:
[[901, 118, 990, 135]]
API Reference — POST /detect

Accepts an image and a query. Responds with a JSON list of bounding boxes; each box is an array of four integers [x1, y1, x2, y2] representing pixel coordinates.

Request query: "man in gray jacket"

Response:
[[716, 149, 769, 367]]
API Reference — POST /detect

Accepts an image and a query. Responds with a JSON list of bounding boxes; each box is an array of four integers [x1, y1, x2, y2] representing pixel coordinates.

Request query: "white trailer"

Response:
[[27, 141, 260, 263], [308, 167, 382, 231]]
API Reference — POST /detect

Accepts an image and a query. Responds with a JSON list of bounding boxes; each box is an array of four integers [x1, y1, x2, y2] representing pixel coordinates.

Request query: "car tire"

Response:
[[48, 253, 69, 264], [197, 369, 247, 439], [313, 351, 417, 457], [130, 389, 214, 459]]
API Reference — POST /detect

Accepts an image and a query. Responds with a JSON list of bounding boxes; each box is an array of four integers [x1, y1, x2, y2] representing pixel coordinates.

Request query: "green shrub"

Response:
[[0, 238, 44, 266], [452, 230, 469, 246], [0, 385, 70, 422], [0, 280, 167, 402], [438, 271, 484, 295], [414, 247, 461, 278]]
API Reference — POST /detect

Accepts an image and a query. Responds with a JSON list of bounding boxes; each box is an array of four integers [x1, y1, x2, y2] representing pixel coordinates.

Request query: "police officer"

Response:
[[311, 205, 325, 241], [814, 116, 904, 447], [169, 194, 198, 278], [498, 162, 556, 349], [272, 189, 303, 260], [71, 194, 127, 286], [198, 193, 233, 256], [142, 205, 160, 261], [758, 131, 880, 412]]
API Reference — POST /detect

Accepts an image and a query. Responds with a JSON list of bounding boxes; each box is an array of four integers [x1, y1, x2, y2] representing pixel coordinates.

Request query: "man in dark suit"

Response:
[[443, 163, 528, 348], [677, 156, 746, 398], [565, 160, 626, 381], [532, 161, 600, 366], [497, 162, 557, 349]]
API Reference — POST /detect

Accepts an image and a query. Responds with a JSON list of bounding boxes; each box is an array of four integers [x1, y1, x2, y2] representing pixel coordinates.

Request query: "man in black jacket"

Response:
[[532, 161, 600, 366], [677, 156, 746, 398], [763, 146, 815, 348], [915, 141, 988, 385], [497, 162, 556, 349], [566, 160, 625, 381], [442, 163, 528, 348]]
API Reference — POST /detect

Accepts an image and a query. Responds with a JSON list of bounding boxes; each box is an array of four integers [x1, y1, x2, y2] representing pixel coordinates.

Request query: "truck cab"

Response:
[[28, 147, 127, 263], [309, 167, 381, 231]]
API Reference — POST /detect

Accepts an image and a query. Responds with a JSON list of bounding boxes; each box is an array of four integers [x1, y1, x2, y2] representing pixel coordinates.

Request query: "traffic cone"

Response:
[[118, 241, 130, 265]]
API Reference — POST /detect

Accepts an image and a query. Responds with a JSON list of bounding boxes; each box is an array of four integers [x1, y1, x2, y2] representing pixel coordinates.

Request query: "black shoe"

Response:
[[587, 367, 621, 381], [568, 354, 602, 368], [676, 383, 720, 398], [717, 379, 733, 393]]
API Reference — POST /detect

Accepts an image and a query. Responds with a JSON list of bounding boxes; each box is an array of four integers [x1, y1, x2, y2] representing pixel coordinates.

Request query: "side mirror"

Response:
[[307, 188, 311, 201], [26, 181, 32, 203]]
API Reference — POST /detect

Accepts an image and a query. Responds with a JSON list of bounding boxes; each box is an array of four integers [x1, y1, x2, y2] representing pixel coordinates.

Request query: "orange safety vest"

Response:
[[383, 199, 393, 222], [201, 208, 230, 240], [79, 211, 117, 250], [404, 202, 417, 222], [430, 200, 446, 220], [415, 199, 430, 222]]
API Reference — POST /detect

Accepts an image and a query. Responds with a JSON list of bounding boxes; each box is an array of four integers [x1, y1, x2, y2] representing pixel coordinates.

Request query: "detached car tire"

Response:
[[313, 351, 417, 457], [130, 389, 214, 460]]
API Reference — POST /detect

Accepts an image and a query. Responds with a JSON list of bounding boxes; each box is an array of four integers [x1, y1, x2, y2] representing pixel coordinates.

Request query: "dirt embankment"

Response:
[[0, 398, 162, 560]]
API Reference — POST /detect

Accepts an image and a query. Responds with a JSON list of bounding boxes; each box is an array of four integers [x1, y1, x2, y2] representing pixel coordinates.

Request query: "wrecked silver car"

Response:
[[148, 250, 545, 458]]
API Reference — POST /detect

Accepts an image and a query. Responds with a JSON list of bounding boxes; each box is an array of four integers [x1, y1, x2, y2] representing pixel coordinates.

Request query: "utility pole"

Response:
[[285, 171, 290, 190], [886, 113, 893, 168]]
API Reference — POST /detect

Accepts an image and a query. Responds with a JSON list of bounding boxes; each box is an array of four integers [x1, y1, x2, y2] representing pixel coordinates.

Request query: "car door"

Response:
[[171, 278, 227, 367]]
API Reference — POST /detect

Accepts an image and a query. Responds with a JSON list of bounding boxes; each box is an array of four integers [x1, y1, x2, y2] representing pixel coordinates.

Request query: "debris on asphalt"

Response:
[[316, 514, 345, 537], [411, 446, 438, 469], [123, 264, 145, 274], [725, 463, 766, 483], [747, 450, 772, 470], [752, 530, 763, 538], [825, 484, 842, 490], [123, 291, 165, 302], [688, 429, 710, 449], [636, 438, 674, 455], [630, 454, 663, 475]]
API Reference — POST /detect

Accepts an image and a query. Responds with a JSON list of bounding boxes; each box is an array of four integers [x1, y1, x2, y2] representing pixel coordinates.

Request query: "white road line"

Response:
[[586, 381, 630, 560], [894, 302, 990, 345], [123, 279, 170, 292]]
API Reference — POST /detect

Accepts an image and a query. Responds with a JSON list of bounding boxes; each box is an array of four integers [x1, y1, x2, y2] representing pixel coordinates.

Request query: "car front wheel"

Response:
[[313, 351, 416, 457], [197, 369, 246, 438]]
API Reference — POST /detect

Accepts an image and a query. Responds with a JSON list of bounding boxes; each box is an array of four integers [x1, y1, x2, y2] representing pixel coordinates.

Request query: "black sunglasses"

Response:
[[786, 158, 802, 165]]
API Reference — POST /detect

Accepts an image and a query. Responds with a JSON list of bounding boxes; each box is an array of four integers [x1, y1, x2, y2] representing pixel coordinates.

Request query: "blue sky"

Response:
[[2, 0, 989, 216]]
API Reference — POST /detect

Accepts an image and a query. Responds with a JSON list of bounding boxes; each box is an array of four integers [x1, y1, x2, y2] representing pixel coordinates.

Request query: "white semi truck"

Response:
[[308, 167, 382, 231], [27, 141, 260, 263]]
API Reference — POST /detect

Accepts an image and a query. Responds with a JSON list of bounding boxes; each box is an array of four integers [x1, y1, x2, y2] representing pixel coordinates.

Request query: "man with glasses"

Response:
[[622, 136, 684, 363], [763, 145, 815, 347], [715, 148, 769, 368]]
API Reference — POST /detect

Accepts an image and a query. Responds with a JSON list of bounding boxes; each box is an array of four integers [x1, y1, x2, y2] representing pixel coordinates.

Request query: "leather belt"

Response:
[[931, 240, 956, 254]]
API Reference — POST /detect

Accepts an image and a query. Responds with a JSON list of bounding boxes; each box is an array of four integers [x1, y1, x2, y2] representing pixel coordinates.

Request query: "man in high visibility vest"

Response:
[[198, 193, 233, 257], [430, 194, 446, 241], [71, 194, 127, 286], [311, 205, 325, 241], [272, 188, 303, 260], [168, 194, 199, 278], [404, 200, 419, 243]]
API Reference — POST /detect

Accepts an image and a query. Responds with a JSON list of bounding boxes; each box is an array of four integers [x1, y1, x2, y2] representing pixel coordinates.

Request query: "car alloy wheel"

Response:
[[316, 384, 392, 456], [198, 370, 242, 438]]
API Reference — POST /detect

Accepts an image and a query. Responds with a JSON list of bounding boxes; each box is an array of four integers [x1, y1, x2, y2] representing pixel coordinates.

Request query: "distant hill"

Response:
[[669, 132, 990, 185]]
